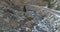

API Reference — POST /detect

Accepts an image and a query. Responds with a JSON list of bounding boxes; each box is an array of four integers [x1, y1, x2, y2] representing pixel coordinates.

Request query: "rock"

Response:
[[11, 0, 48, 6], [25, 21, 35, 27]]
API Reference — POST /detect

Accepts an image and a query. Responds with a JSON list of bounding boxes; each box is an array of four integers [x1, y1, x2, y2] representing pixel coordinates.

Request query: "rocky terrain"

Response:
[[0, 0, 60, 32]]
